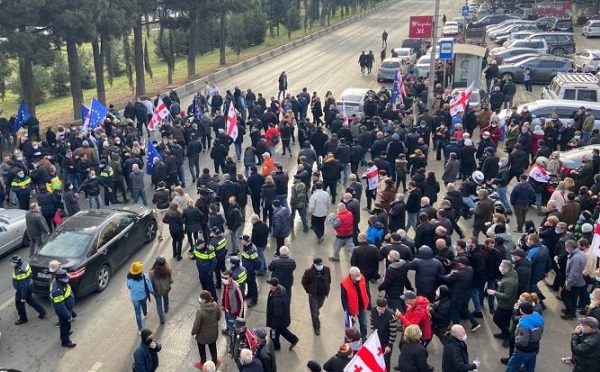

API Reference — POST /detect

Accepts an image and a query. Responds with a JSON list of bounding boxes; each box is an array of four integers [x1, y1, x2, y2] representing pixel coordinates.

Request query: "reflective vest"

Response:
[[233, 266, 247, 284], [50, 282, 72, 303], [100, 167, 114, 178], [46, 176, 63, 192], [11, 176, 31, 188], [12, 263, 32, 281], [241, 250, 258, 261], [210, 235, 228, 252], [194, 246, 216, 260]]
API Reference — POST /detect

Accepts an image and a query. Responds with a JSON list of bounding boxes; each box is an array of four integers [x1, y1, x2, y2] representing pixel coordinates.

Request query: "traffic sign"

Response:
[[461, 5, 469, 17], [439, 39, 454, 60]]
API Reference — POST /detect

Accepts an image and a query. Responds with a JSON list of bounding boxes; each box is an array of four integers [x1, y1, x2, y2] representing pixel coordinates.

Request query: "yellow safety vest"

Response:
[[50, 283, 72, 303], [241, 251, 258, 260], [100, 168, 114, 178], [11, 177, 31, 188], [210, 236, 228, 251], [194, 248, 216, 260], [12, 264, 32, 281], [234, 269, 247, 284]]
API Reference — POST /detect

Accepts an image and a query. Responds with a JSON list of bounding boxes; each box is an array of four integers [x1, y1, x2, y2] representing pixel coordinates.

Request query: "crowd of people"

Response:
[[5, 62, 600, 372]]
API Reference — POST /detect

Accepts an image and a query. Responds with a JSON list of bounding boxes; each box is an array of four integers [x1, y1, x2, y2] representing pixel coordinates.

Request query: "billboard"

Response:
[[408, 16, 434, 39]]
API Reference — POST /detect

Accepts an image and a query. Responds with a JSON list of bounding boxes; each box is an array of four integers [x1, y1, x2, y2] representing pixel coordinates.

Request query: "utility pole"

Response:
[[427, 0, 441, 111]]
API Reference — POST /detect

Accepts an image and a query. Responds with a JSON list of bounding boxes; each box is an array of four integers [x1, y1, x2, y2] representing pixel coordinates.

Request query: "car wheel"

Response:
[[145, 220, 157, 244], [96, 265, 111, 292], [500, 72, 514, 81], [21, 232, 30, 247], [552, 48, 565, 56]]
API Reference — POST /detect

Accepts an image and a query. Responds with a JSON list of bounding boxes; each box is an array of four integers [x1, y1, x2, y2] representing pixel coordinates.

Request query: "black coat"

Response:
[[266, 285, 291, 329], [350, 243, 380, 281], [442, 334, 477, 372], [389, 200, 406, 232], [571, 330, 600, 372], [268, 256, 296, 289], [378, 261, 410, 299], [405, 247, 445, 299], [514, 257, 532, 295], [397, 342, 431, 372], [323, 353, 351, 372], [182, 207, 203, 233], [430, 295, 452, 329], [441, 266, 474, 302]]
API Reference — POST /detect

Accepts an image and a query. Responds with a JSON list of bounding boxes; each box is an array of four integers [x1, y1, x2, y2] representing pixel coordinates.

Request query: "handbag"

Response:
[[53, 210, 64, 225], [143, 274, 152, 303]]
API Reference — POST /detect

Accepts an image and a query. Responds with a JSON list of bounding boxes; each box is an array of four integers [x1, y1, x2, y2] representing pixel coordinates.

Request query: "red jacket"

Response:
[[482, 125, 502, 148], [340, 275, 370, 315], [265, 127, 280, 147], [335, 209, 354, 238], [398, 296, 432, 341]]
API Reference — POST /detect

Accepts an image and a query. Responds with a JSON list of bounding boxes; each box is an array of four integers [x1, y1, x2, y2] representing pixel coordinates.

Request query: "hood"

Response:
[[201, 301, 219, 314], [411, 296, 430, 311], [389, 260, 406, 270], [519, 312, 544, 329], [417, 246, 434, 259]]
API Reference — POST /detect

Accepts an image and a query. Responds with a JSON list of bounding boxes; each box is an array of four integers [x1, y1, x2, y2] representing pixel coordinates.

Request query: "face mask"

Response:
[[574, 136, 581, 140], [221, 278, 230, 285], [314, 264, 324, 271], [18, 173, 24, 178], [521, 129, 528, 134], [60, 277, 70, 284], [591, 294, 596, 301], [33, 145, 38, 149], [461, 335, 467, 342], [90, 175, 96, 179], [69, 185, 74, 190], [16, 157, 23, 161], [499, 266, 507, 275], [435, 290, 440, 299], [579, 215, 586, 221], [596, 276, 600, 282]]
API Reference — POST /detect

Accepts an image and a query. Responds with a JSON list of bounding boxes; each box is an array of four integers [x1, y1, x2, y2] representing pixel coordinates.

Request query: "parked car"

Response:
[[492, 24, 538, 44], [487, 19, 534, 37], [490, 47, 543, 64], [535, 17, 556, 30], [29, 206, 157, 296], [502, 52, 545, 65], [498, 55, 573, 83], [416, 53, 439, 78], [442, 21, 461, 38], [468, 14, 520, 29], [391, 47, 417, 62], [571, 49, 600, 73], [507, 30, 537, 42], [401, 38, 429, 58], [493, 38, 548, 54], [541, 73, 600, 102], [559, 145, 600, 175], [376, 58, 408, 82], [582, 20, 600, 38], [0, 209, 29, 257], [527, 32, 576, 56], [337, 88, 380, 116], [547, 18, 573, 32], [498, 99, 600, 129]]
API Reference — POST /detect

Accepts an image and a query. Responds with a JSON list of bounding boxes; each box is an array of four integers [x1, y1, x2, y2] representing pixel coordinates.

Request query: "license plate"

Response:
[[37, 272, 51, 279]]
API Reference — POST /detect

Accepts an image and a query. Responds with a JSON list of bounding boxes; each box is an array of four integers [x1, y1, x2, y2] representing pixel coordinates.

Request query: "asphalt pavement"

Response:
[[0, 1, 588, 371]]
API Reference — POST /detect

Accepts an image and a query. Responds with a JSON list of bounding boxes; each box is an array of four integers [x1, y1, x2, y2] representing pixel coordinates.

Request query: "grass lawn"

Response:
[[1, 3, 392, 129]]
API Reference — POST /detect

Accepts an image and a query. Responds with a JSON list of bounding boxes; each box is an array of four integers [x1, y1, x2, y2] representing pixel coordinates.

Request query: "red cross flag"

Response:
[[449, 81, 475, 116], [226, 101, 239, 142], [342, 102, 349, 126], [343, 330, 386, 372], [591, 219, 600, 258], [148, 98, 170, 131]]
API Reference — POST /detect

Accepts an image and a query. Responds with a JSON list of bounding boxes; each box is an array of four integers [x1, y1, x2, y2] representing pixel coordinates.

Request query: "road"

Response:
[[0, 1, 585, 371]]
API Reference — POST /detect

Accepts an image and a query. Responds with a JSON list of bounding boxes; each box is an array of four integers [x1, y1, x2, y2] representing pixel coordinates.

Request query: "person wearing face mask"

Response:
[[511, 249, 532, 295], [442, 324, 480, 372], [220, 270, 244, 353], [301, 257, 331, 336], [50, 269, 75, 347], [133, 328, 162, 372], [78, 170, 102, 209], [11, 168, 33, 210], [525, 234, 552, 310], [11, 255, 47, 326], [487, 260, 519, 346], [440, 257, 481, 332], [561, 239, 588, 319]]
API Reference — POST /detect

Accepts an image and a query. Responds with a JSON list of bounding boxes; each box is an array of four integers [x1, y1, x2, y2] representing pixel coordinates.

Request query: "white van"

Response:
[[541, 73, 600, 102], [497, 99, 600, 129]]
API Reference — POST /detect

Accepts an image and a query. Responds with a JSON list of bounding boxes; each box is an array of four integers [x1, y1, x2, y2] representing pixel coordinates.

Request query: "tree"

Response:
[[50, 55, 70, 97], [133, 0, 158, 98], [156, 8, 176, 84], [217, 0, 250, 65]]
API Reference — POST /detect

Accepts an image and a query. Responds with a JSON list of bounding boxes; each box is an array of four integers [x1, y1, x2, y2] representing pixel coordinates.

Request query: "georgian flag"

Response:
[[592, 219, 600, 258], [363, 165, 379, 190], [449, 81, 475, 116], [148, 98, 170, 131], [226, 101, 239, 142], [342, 102, 349, 126], [343, 330, 386, 372]]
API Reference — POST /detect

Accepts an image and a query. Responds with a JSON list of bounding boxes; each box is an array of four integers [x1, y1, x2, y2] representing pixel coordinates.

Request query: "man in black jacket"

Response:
[[370, 298, 398, 371], [266, 277, 299, 351], [342, 193, 361, 245], [268, 246, 297, 303], [442, 325, 481, 372], [508, 144, 529, 183], [187, 133, 202, 183], [272, 165, 290, 209], [251, 214, 269, 275], [405, 246, 445, 301], [252, 328, 277, 372], [378, 232, 414, 267], [441, 257, 481, 332], [335, 138, 352, 185], [378, 251, 411, 312], [510, 249, 532, 295], [301, 257, 331, 336], [350, 233, 380, 282]]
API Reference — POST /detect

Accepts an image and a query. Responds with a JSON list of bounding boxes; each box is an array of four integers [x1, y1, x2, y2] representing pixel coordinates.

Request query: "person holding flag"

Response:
[[449, 82, 475, 117], [146, 140, 164, 176], [391, 69, 407, 106], [362, 161, 379, 212], [342, 330, 387, 372], [12, 101, 31, 135], [149, 98, 171, 131], [83, 98, 109, 131]]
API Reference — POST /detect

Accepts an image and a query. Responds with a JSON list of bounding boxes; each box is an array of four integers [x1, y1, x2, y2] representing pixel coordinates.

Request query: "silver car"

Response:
[[415, 53, 439, 78], [0, 208, 29, 256], [582, 20, 600, 38], [572, 49, 600, 73], [376, 58, 408, 82]]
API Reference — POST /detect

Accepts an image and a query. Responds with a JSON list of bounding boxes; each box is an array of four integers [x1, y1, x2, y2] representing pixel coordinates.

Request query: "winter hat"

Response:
[[140, 329, 153, 343], [306, 361, 322, 372], [272, 199, 281, 208], [464, 139, 473, 146], [48, 260, 61, 273], [129, 261, 143, 275], [252, 327, 268, 340], [582, 223, 594, 234]]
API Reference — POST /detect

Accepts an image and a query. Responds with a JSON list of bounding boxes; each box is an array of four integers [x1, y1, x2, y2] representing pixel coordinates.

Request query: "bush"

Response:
[[10, 65, 52, 104], [50, 56, 70, 97], [245, 7, 268, 45], [78, 49, 96, 90], [577, 16, 588, 26]]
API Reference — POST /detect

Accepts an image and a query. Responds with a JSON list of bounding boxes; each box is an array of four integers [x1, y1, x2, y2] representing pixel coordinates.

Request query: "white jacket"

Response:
[[308, 190, 330, 217]]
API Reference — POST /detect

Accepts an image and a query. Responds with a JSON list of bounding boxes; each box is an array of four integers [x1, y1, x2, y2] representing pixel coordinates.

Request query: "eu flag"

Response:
[[84, 98, 109, 130], [391, 69, 400, 104], [193, 95, 204, 120], [146, 141, 163, 175], [13, 100, 31, 133]]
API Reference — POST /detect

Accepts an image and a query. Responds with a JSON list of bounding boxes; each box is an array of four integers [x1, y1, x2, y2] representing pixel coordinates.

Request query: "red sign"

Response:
[[532, 2, 572, 18], [408, 16, 434, 39]]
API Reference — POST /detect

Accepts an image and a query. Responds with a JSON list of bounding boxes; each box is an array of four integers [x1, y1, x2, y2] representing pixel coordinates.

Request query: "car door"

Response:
[[0, 225, 19, 256], [96, 222, 123, 268], [113, 214, 146, 260], [537, 60, 557, 82]]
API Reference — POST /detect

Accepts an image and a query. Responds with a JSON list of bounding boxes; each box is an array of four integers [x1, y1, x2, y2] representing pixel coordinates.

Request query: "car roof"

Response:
[[582, 49, 600, 55], [528, 32, 574, 37], [392, 48, 412, 54], [381, 58, 404, 63], [58, 209, 121, 233], [560, 145, 600, 160], [0, 208, 26, 224], [522, 99, 600, 109], [341, 88, 373, 95]]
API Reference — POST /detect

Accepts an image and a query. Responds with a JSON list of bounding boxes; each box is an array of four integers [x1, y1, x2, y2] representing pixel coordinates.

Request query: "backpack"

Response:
[[270, 133, 280, 144]]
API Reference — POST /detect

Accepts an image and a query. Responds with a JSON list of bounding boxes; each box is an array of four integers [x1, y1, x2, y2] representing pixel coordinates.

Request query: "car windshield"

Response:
[[38, 231, 94, 258], [382, 61, 400, 68], [341, 94, 364, 102]]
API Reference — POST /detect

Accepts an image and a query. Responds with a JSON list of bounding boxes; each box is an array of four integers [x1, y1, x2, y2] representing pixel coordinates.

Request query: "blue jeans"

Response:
[[406, 213, 418, 233], [89, 194, 101, 209], [256, 245, 267, 272], [535, 192, 543, 214], [177, 164, 186, 187], [132, 299, 148, 331], [341, 163, 350, 185], [506, 350, 538, 372], [357, 310, 368, 342], [583, 131, 592, 145], [269, 146, 275, 156], [462, 196, 476, 210], [333, 237, 355, 259], [225, 311, 236, 353], [132, 189, 148, 206], [234, 143, 242, 160], [244, 163, 255, 178], [471, 287, 482, 313], [154, 294, 169, 323], [496, 186, 512, 213], [277, 194, 289, 210], [291, 207, 309, 230]]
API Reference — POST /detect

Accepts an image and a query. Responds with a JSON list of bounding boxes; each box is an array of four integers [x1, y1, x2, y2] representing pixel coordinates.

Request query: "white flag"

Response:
[[449, 81, 475, 116], [344, 330, 386, 372], [148, 98, 170, 131], [226, 102, 238, 142]]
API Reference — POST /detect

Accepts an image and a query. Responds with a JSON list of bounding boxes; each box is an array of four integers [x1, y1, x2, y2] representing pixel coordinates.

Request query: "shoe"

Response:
[[289, 341, 298, 351], [489, 308, 495, 315], [561, 308, 567, 314], [314, 329, 320, 336], [318, 236, 325, 243], [255, 271, 265, 277], [55, 321, 60, 328], [540, 301, 547, 310], [176, 256, 183, 261], [158, 236, 163, 241], [62, 342, 77, 348], [165, 308, 169, 314], [38, 313, 47, 319], [500, 357, 509, 365], [221, 328, 229, 335], [561, 313, 577, 319], [194, 361, 203, 369], [471, 324, 481, 332], [160, 319, 165, 325], [14, 319, 28, 325], [247, 301, 257, 308], [472, 311, 483, 319], [393, 366, 402, 371], [328, 257, 340, 262], [494, 333, 506, 339], [578, 309, 588, 315]]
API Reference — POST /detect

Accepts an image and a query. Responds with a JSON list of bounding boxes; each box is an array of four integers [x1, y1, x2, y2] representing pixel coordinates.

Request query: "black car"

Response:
[[548, 18, 573, 32], [29, 206, 157, 296], [401, 38, 429, 58], [468, 14, 519, 29]]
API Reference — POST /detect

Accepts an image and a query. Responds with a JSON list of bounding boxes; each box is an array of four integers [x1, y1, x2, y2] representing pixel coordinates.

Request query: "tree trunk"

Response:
[[133, 17, 146, 97], [157, 22, 173, 85], [123, 36, 134, 91], [144, 13, 151, 37], [18, 56, 36, 117], [187, 9, 199, 78], [66, 41, 83, 120], [102, 34, 114, 86], [219, 1, 226, 66], [168, 28, 175, 84], [303, 0, 309, 32], [92, 39, 106, 105]]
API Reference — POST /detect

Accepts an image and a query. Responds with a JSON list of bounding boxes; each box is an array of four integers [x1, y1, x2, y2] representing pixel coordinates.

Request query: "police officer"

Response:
[[240, 235, 261, 308], [50, 269, 76, 348], [230, 255, 247, 296], [193, 238, 217, 300], [209, 227, 228, 289], [11, 169, 33, 210], [11, 255, 46, 325], [99, 160, 118, 206]]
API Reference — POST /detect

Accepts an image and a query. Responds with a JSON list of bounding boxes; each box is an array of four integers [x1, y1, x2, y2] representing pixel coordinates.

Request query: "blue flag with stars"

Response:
[[193, 95, 204, 120], [84, 98, 109, 130], [146, 141, 163, 175], [391, 69, 400, 104], [13, 100, 31, 133]]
